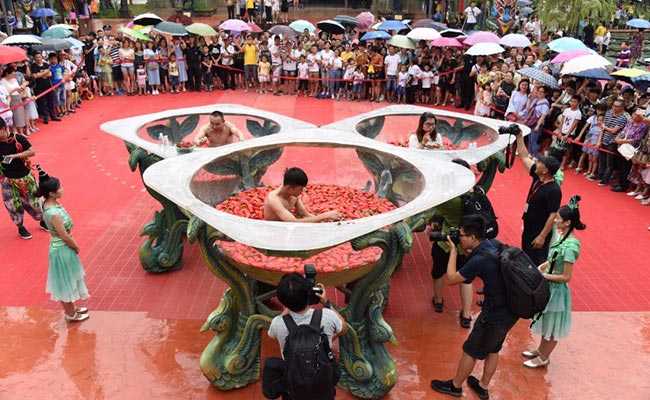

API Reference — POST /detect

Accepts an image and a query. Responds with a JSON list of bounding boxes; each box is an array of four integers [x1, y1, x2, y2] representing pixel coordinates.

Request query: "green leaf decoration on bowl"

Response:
[[356, 116, 385, 139], [146, 115, 200, 144], [246, 118, 281, 138]]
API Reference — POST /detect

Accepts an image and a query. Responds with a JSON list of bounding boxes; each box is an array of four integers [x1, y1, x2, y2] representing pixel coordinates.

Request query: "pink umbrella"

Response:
[[356, 11, 375, 30], [219, 19, 251, 32], [247, 22, 263, 33], [430, 37, 463, 47], [463, 31, 500, 46], [550, 49, 594, 64]]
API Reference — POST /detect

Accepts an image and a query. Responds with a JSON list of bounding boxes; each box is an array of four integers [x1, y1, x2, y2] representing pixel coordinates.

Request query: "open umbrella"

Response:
[[133, 25, 153, 35], [1, 34, 42, 46], [32, 38, 72, 52], [41, 27, 72, 39], [568, 68, 613, 81], [0, 45, 28, 64], [30, 8, 57, 18], [466, 42, 505, 56], [631, 74, 650, 92], [376, 20, 407, 31], [440, 28, 466, 38], [626, 18, 650, 30], [154, 21, 188, 36], [219, 19, 251, 32], [413, 19, 447, 30], [611, 68, 650, 79], [247, 22, 263, 33], [561, 54, 610, 75], [518, 67, 559, 88], [186, 23, 218, 37], [548, 37, 588, 53], [269, 25, 296, 38], [500, 33, 531, 48], [334, 15, 359, 27], [464, 31, 500, 45], [120, 26, 151, 41], [550, 49, 593, 64], [65, 37, 84, 49], [50, 23, 77, 31], [289, 19, 316, 33], [388, 35, 415, 50], [360, 31, 391, 41], [133, 13, 163, 26], [520, 7, 534, 16], [430, 37, 463, 47], [356, 12, 375, 30], [317, 20, 345, 35], [407, 27, 441, 41]]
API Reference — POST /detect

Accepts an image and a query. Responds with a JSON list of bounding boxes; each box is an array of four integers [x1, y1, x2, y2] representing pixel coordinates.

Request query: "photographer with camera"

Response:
[[431, 215, 517, 400], [514, 126, 563, 266], [264, 267, 347, 400]]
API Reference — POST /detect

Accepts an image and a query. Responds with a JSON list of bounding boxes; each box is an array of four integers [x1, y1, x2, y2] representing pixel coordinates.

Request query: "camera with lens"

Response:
[[498, 124, 522, 136], [304, 264, 324, 305], [429, 227, 461, 245]]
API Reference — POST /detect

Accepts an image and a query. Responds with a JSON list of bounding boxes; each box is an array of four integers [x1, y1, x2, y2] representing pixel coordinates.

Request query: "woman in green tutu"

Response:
[[40, 175, 90, 322], [522, 195, 585, 368]]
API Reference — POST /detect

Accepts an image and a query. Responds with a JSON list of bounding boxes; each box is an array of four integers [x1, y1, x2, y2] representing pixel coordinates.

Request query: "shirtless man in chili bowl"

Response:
[[193, 110, 245, 147], [263, 167, 341, 222]]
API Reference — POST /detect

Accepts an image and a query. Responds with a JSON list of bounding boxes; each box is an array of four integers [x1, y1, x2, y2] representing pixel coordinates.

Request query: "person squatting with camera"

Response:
[[263, 266, 348, 400]]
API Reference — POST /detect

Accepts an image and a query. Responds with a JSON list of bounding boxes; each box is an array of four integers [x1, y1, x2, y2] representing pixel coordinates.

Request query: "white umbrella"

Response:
[[499, 33, 531, 48], [1, 34, 42, 45], [465, 42, 505, 56], [406, 27, 441, 41], [561, 54, 611, 75]]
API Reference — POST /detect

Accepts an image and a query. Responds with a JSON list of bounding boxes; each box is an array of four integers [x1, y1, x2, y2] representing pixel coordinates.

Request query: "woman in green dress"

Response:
[[522, 195, 585, 368], [40, 176, 90, 322]]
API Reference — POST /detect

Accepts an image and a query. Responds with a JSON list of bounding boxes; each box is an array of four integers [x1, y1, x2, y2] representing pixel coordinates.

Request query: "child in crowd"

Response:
[[576, 113, 604, 180], [136, 66, 147, 95], [258, 55, 271, 94], [396, 64, 409, 104], [421, 64, 434, 104], [616, 42, 631, 67], [352, 66, 365, 101], [297, 55, 309, 96], [343, 60, 355, 100], [474, 82, 493, 117], [168, 54, 180, 93]]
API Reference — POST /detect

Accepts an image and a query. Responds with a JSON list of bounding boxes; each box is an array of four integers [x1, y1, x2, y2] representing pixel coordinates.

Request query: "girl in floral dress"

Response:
[[522, 195, 586, 368]]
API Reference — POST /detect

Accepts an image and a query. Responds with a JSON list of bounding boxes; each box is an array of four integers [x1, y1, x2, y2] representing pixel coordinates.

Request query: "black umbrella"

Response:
[[334, 15, 359, 27], [413, 19, 447, 31], [440, 28, 466, 38], [317, 20, 346, 35], [132, 13, 164, 26]]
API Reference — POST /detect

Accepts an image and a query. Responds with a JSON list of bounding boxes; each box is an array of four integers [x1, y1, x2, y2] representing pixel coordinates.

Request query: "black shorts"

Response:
[[112, 66, 123, 82], [463, 311, 517, 360], [431, 244, 465, 279]]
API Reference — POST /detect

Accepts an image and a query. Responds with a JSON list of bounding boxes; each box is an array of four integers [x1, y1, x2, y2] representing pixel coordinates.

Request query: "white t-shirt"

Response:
[[318, 49, 335, 69], [421, 70, 434, 88], [408, 132, 444, 149], [560, 108, 582, 135], [269, 44, 282, 66], [465, 6, 481, 24], [297, 62, 309, 79], [353, 70, 364, 84], [307, 53, 319, 72], [397, 71, 409, 87], [343, 66, 355, 80], [268, 308, 343, 355], [384, 54, 400, 76], [283, 48, 302, 70], [408, 64, 422, 85]]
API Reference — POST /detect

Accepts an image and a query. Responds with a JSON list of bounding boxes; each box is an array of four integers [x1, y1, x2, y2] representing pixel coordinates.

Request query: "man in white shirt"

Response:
[[384, 46, 400, 102], [269, 36, 283, 94], [464, 2, 481, 31], [318, 42, 335, 96]]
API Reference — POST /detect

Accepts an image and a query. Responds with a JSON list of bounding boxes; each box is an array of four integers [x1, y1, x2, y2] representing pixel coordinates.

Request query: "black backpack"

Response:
[[462, 186, 499, 239], [283, 309, 338, 400], [492, 242, 551, 319]]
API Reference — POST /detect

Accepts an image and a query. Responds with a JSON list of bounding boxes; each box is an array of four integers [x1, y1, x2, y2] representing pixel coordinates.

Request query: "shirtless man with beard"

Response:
[[193, 110, 244, 147]]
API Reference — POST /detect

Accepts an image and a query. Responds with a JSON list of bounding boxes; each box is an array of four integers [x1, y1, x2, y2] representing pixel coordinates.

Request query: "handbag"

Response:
[[617, 143, 637, 160]]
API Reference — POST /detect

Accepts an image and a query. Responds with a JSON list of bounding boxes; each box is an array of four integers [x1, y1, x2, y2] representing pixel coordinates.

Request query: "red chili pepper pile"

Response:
[[215, 184, 396, 273], [216, 184, 395, 220]]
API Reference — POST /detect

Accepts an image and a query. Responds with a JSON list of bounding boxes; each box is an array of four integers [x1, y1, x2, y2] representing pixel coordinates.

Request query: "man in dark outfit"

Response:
[[186, 39, 203, 91], [29, 53, 59, 124], [515, 129, 562, 266], [431, 215, 517, 400]]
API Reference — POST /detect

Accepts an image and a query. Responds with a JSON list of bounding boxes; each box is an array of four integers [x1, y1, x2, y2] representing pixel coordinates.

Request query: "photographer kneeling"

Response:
[[264, 270, 348, 400], [431, 215, 517, 400]]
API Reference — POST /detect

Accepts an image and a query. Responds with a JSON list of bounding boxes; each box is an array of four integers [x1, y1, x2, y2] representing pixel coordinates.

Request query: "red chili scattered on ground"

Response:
[[215, 184, 396, 273]]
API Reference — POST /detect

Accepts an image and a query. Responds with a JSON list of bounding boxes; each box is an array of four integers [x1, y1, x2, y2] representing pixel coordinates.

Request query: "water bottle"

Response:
[[158, 133, 164, 151]]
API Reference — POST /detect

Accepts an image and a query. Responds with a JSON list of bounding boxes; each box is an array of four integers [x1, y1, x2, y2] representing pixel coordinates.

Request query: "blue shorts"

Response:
[[353, 83, 363, 93], [54, 84, 66, 106], [385, 75, 397, 92], [396, 86, 406, 96]]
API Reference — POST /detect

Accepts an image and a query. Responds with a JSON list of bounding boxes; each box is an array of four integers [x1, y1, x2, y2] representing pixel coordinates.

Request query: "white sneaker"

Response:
[[635, 194, 646, 200], [627, 191, 638, 196], [65, 312, 89, 322], [523, 356, 549, 368]]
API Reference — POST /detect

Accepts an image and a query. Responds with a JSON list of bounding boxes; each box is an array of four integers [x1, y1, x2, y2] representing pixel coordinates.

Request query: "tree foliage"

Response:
[[536, 0, 616, 32]]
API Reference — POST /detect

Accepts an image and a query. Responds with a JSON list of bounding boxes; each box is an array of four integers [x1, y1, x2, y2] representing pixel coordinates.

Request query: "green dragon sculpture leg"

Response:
[[193, 222, 271, 390], [125, 143, 188, 273]]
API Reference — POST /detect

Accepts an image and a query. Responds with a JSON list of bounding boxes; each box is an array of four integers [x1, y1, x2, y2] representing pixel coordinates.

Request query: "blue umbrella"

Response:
[[377, 20, 407, 31], [360, 31, 391, 41], [567, 68, 613, 81], [548, 37, 588, 53], [30, 8, 57, 18], [631, 74, 650, 92], [626, 18, 650, 30]]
